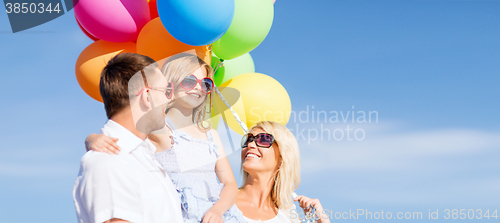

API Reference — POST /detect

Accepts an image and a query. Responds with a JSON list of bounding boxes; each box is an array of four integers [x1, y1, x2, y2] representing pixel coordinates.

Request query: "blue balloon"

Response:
[[158, 0, 235, 46]]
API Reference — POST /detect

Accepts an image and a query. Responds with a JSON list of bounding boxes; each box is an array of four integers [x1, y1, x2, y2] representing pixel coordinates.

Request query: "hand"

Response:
[[201, 208, 223, 223], [85, 133, 120, 155], [294, 195, 330, 223]]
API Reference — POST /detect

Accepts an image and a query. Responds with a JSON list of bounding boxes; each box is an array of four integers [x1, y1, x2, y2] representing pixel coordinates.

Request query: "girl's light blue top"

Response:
[[153, 117, 247, 223]]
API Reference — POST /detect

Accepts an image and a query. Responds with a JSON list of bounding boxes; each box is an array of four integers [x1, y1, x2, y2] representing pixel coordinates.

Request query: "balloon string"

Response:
[[213, 59, 249, 134], [213, 58, 224, 74]]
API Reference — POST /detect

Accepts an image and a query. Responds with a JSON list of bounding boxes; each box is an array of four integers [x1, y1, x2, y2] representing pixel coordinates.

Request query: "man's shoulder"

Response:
[[80, 151, 127, 173], [77, 151, 143, 189]]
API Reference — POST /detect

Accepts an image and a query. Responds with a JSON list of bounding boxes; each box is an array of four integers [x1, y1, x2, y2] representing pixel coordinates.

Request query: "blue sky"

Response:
[[1, 0, 499, 222]]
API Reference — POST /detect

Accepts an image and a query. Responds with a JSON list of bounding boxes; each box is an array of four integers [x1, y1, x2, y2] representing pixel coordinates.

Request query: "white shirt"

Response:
[[243, 205, 301, 223], [73, 120, 183, 223]]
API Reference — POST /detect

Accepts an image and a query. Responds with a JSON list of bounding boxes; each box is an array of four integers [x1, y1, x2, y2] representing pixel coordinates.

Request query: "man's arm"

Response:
[[77, 153, 143, 223]]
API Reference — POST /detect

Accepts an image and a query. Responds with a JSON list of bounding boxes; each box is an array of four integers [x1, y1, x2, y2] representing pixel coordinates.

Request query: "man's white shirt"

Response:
[[73, 120, 183, 223]]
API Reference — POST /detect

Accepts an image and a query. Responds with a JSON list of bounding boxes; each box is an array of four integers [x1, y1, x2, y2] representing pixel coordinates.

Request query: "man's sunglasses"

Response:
[[180, 74, 214, 94], [136, 82, 174, 99], [241, 133, 276, 148]]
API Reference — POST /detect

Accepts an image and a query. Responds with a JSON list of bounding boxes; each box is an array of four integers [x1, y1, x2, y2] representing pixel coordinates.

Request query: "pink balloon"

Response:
[[273, 0, 276, 4], [74, 0, 151, 42]]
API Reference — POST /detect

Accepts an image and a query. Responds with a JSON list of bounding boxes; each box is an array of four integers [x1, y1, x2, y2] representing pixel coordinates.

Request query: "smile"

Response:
[[187, 92, 201, 99], [245, 152, 261, 159]]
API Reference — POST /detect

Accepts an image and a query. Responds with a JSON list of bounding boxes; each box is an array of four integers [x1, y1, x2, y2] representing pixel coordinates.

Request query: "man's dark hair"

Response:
[[99, 53, 157, 119]]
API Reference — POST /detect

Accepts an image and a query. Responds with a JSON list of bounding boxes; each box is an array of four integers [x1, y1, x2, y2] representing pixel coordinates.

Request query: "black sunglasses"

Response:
[[241, 133, 276, 148]]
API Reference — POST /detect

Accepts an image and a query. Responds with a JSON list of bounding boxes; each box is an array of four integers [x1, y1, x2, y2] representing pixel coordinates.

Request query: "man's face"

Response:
[[133, 68, 171, 134], [148, 68, 170, 109], [144, 68, 170, 132]]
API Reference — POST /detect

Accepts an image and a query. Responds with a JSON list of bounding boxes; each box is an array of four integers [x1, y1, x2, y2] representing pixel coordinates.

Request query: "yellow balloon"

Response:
[[213, 73, 291, 135], [213, 88, 246, 134]]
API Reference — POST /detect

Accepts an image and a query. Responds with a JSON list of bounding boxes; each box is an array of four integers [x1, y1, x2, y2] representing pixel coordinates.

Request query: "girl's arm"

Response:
[[202, 129, 238, 223], [85, 134, 120, 155], [147, 125, 173, 153], [86, 125, 172, 155]]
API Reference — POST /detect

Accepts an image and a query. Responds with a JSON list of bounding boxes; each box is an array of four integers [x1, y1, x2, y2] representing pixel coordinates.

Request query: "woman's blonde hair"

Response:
[[241, 121, 301, 210], [160, 53, 213, 130]]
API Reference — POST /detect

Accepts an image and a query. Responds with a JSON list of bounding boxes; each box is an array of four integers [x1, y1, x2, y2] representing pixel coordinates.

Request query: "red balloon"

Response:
[[76, 16, 99, 41], [149, 0, 159, 19]]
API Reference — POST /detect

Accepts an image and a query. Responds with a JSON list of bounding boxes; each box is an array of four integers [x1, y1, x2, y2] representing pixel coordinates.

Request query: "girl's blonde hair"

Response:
[[241, 121, 301, 210], [160, 53, 213, 130]]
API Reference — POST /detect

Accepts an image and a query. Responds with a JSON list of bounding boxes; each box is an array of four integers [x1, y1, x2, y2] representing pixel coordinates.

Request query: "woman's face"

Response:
[[173, 67, 208, 109], [241, 128, 281, 174]]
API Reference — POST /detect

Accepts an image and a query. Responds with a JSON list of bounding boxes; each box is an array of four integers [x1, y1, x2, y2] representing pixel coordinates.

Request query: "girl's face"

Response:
[[241, 128, 281, 174], [173, 67, 208, 109]]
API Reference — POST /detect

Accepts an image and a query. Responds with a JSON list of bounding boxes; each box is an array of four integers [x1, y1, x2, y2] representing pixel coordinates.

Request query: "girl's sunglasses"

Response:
[[180, 74, 214, 94], [241, 133, 275, 148]]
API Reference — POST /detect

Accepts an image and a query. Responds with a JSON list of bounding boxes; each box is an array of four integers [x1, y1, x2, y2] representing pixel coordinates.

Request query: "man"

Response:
[[73, 53, 182, 223]]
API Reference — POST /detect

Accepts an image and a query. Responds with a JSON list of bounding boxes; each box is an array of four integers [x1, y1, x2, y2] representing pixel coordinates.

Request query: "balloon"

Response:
[[149, 0, 159, 19], [74, 0, 151, 42], [213, 73, 291, 135], [157, 0, 234, 46], [76, 16, 98, 41], [212, 0, 274, 60], [137, 18, 210, 65], [273, 0, 276, 3], [211, 87, 241, 131], [75, 41, 136, 102], [211, 53, 255, 87], [212, 87, 244, 133]]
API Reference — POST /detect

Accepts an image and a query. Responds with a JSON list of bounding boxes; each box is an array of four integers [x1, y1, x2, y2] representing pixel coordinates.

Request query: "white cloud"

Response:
[[0, 162, 75, 178], [216, 120, 500, 176], [296, 123, 500, 173], [0, 147, 80, 178]]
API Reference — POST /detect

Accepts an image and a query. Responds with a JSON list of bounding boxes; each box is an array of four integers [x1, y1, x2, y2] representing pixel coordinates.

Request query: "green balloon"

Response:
[[212, 0, 274, 60], [212, 53, 255, 86]]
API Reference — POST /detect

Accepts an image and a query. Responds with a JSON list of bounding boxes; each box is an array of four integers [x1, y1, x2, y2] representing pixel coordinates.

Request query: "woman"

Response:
[[236, 121, 330, 223]]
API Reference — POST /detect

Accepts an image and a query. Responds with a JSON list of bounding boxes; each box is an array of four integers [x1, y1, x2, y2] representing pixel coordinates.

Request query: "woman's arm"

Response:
[[294, 195, 331, 223], [202, 129, 238, 223], [85, 133, 120, 155]]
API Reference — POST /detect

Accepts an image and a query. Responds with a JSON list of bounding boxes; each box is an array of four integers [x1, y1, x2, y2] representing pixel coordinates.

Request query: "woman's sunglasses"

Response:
[[180, 74, 214, 94], [241, 133, 276, 148]]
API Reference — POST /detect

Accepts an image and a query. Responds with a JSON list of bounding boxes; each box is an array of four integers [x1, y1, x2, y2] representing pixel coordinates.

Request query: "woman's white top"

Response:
[[243, 205, 301, 223]]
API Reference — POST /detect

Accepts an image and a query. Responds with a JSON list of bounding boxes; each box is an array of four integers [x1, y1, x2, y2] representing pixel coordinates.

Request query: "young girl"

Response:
[[86, 53, 247, 223]]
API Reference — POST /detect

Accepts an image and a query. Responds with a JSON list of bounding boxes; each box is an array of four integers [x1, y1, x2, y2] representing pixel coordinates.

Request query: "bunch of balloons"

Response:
[[74, 0, 290, 134]]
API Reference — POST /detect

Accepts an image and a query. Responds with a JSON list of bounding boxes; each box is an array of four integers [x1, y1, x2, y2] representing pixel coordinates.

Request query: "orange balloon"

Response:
[[137, 18, 210, 66], [75, 40, 136, 102]]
